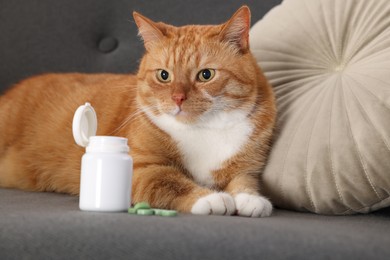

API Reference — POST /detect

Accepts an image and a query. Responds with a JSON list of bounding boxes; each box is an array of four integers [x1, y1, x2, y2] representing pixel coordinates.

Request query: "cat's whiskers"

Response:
[[109, 105, 159, 135]]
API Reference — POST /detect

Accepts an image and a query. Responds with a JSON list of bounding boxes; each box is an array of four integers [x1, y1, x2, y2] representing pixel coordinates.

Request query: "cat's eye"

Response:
[[156, 69, 171, 83], [197, 69, 216, 82]]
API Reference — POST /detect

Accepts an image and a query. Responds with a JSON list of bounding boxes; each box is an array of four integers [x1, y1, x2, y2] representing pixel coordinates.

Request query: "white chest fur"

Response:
[[147, 110, 254, 187]]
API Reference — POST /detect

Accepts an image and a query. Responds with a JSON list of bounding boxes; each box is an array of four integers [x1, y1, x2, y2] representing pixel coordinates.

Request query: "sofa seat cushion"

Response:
[[1, 188, 390, 259]]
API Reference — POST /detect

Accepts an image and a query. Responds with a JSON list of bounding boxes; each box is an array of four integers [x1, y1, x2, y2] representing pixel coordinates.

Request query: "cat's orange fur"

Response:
[[0, 6, 276, 217]]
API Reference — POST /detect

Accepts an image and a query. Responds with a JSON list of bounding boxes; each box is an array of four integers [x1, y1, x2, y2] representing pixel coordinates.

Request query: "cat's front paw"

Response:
[[191, 192, 235, 216], [235, 193, 272, 217]]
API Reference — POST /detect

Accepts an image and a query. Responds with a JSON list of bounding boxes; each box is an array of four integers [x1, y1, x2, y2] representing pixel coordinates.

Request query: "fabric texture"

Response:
[[1, 188, 390, 260], [250, 0, 390, 214]]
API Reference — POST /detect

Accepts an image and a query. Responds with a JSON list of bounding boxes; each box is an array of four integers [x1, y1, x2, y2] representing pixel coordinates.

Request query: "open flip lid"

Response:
[[72, 102, 97, 147]]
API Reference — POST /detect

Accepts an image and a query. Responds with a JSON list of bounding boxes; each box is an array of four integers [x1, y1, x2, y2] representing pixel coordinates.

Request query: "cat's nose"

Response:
[[172, 93, 187, 107]]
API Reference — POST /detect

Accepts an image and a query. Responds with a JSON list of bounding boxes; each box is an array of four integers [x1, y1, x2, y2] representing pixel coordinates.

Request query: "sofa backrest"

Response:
[[0, 0, 282, 93]]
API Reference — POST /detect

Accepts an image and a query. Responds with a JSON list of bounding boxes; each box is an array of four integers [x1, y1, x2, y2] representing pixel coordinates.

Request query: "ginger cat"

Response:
[[0, 6, 276, 217]]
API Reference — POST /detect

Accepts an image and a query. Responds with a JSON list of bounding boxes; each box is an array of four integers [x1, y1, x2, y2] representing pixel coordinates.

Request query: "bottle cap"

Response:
[[72, 102, 97, 147]]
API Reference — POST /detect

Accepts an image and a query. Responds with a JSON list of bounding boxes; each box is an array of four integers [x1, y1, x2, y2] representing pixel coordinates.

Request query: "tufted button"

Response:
[[98, 37, 118, 53]]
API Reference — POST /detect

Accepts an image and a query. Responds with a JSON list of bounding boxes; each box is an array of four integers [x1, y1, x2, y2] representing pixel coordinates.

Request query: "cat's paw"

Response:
[[191, 192, 235, 216], [234, 193, 272, 217]]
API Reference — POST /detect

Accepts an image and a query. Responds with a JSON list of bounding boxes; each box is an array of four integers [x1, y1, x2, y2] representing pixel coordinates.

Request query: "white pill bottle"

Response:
[[72, 103, 133, 212]]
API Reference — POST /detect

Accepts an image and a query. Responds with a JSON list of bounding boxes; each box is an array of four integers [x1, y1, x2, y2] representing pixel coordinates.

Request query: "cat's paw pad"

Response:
[[235, 193, 272, 217], [191, 192, 235, 216]]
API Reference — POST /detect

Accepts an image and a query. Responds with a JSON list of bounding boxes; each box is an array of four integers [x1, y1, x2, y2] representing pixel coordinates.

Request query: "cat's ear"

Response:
[[220, 6, 251, 52], [133, 12, 165, 51]]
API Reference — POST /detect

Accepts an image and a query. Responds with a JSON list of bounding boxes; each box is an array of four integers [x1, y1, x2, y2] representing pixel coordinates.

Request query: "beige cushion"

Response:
[[250, 0, 390, 214]]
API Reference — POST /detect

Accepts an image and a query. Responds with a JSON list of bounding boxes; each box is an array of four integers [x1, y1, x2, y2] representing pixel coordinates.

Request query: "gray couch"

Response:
[[1, 0, 390, 259]]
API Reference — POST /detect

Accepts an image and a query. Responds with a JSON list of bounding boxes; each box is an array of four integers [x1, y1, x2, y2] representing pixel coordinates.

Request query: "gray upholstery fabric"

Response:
[[1, 188, 390, 260], [1, 0, 390, 259]]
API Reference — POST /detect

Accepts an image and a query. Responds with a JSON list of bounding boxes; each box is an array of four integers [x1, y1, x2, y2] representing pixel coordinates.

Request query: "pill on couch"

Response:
[[153, 208, 177, 217], [134, 202, 151, 210], [160, 210, 178, 217], [137, 209, 155, 215], [128, 207, 137, 214]]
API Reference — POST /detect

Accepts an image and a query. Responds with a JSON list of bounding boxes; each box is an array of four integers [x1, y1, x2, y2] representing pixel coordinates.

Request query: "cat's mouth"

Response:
[[170, 106, 190, 118], [168, 105, 196, 123], [160, 102, 207, 123], [171, 106, 182, 116]]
